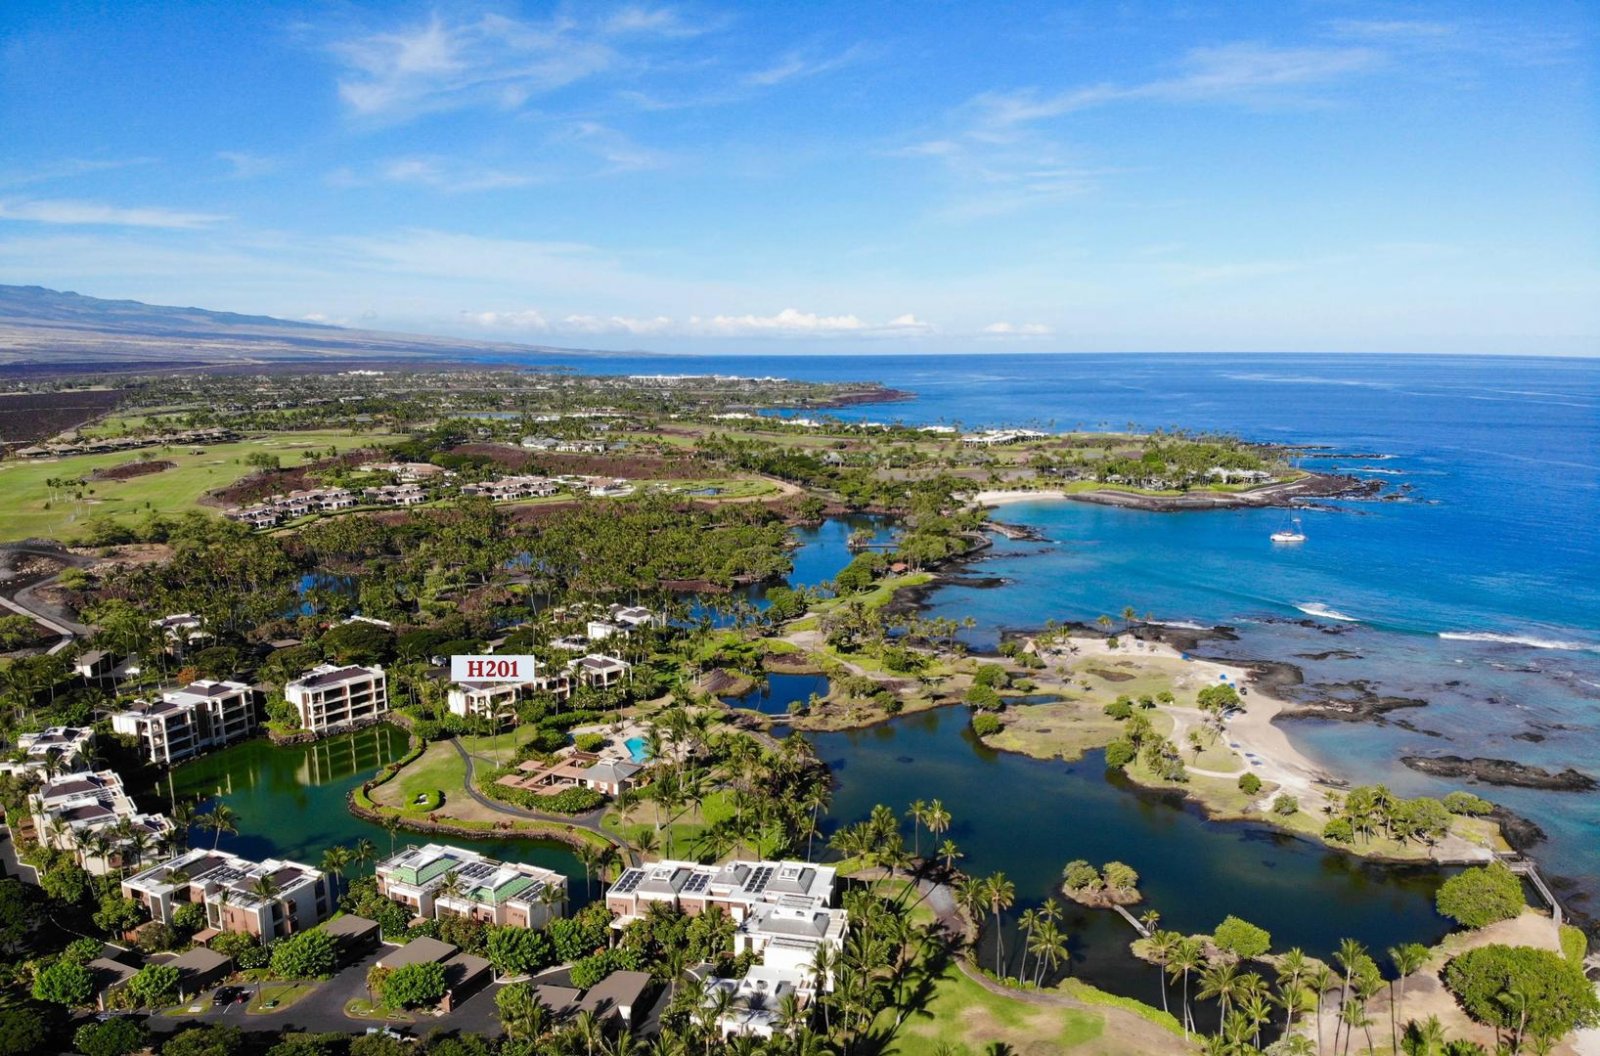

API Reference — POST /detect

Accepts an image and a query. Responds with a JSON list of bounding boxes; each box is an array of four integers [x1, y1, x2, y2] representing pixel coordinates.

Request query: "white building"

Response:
[[28, 771, 173, 876], [704, 965, 812, 1038], [284, 663, 388, 733], [375, 844, 566, 930], [112, 680, 257, 765], [122, 848, 331, 940], [569, 654, 631, 689], [2, 726, 94, 777], [606, 859, 839, 928]]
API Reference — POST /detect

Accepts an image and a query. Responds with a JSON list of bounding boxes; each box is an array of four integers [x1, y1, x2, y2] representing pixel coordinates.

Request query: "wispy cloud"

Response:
[[216, 151, 280, 179], [0, 198, 228, 229], [745, 44, 867, 87], [375, 157, 537, 192], [467, 305, 934, 338], [329, 12, 619, 121], [0, 157, 159, 190], [555, 122, 671, 173], [603, 5, 712, 38]]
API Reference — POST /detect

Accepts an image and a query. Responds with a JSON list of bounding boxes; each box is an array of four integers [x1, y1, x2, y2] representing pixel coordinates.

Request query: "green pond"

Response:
[[159, 725, 594, 907]]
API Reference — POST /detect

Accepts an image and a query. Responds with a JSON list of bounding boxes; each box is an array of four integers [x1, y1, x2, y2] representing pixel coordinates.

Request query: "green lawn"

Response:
[[603, 787, 737, 859], [0, 428, 394, 542], [375, 740, 466, 810]]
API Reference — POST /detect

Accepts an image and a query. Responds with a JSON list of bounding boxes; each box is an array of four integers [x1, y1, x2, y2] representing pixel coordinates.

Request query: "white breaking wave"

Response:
[[1153, 620, 1208, 630], [1296, 603, 1361, 623], [1438, 631, 1597, 652]]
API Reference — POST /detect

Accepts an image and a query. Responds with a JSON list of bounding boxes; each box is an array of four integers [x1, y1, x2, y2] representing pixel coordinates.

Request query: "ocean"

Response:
[[511, 351, 1600, 914]]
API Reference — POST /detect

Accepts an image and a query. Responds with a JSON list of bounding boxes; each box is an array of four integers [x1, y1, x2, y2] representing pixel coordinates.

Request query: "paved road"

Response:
[[141, 947, 505, 1039]]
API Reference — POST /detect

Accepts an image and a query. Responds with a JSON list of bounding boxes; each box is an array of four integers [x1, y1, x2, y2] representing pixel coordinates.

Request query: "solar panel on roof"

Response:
[[611, 869, 645, 894], [682, 872, 711, 894], [458, 861, 496, 882], [746, 866, 775, 893]]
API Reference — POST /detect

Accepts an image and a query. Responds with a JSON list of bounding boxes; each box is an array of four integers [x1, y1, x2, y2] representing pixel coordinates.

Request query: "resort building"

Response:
[[2, 726, 94, 777], [121, 847, 331, 940], [735, 901, 848, 983], [569, 654, 631, 689], [703, 965, 812, 1039], [111, 680, 257, 765], [283, 663, 388, 733], [607, 605, 658, 630], [605, 859, 839, 927], [151, 613, 210, 651], [27, 770, 173, 876], [375, 844, 567, 929], [445, 662, 571, 723]]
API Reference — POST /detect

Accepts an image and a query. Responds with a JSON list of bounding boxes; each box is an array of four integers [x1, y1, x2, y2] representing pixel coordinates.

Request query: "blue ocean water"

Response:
[[514, 351, 1600, 909]]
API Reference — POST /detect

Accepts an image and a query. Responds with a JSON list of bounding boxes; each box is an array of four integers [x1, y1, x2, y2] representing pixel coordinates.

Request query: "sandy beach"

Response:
[[970, 488, 1069, 507]]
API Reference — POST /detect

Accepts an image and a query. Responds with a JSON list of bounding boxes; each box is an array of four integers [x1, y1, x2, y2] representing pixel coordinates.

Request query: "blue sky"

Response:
[[1, 1, 1595, 354]]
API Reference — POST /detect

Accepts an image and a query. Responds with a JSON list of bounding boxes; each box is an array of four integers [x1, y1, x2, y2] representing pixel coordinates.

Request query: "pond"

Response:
[[809, 706, 1454, 1005], [689, 513, 894, 627], [722, 672, 831, 715], [158, 725, 597, 908]]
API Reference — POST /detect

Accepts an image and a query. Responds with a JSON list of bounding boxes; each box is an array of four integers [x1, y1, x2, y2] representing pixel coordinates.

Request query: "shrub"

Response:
[[1102, 861, 1139, 892], [382, 962, 447, 1009], [542, 786, 606, 814], [970, 713, 1002, 738], [1062, 860, 1102, 892], [1444, 944, 1600, 1045], [1443, 791, 1494, 816], [173, 902, 208, 934], [1322, 818, 1355, 844], [0, 1011, 46, 1056], [1103, 700, 1133, 720], [1436, 862, 1525, 928], [270, 929, 339, 979], [1104, 739, 1136, 770], [1238, 772, 1262, 795], [75, 1017, 149, 1056], [159, 1025, 244, 1056], [973, 664, 1010, 689], [1212, 915, 1272, 959], [137, 922, 181, 953], [486, 926, 555, 977], [1272, 794, 1299, 816], [572, 733, 607, 753], [33, 959, 94, 1006], [403, 789, 444, 814], [1560, 924, 1588, 966], [965, 685, 1002, 711]]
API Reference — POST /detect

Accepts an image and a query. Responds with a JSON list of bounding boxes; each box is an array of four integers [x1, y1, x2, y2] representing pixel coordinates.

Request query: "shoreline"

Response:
[[969, 472, 1378, 513]]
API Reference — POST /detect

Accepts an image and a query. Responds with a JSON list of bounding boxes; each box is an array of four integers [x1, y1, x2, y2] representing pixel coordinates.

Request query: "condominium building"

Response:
[[704, 965, 812, 1038], [606, 859, 839, 926], [283, 663, 388, 733], [111, 680, 257, 765], [445, 662, 570, 723], [27, 770, 173, 876], [122, 847, 331, 940], [569, 654, 631, 689], [375, 844, 567, 929], [2, 726, 94, 777]]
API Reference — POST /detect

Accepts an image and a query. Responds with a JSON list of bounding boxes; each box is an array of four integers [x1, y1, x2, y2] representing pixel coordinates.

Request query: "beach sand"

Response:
[[969, 489, 1069, 507]]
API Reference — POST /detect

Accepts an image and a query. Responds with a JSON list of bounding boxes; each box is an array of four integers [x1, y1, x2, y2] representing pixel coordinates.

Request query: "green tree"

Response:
[[128, 962, 181, 1006], [74, 1018, 150, 1056], [0, 1010, 46, 1056], [269, 929, 339, 979], [1212, 915, 1272, 959], [32, 958, 94, 1006], [160, 1025, 244, 1056], [382, 961, 447, 1009], [1436, 863, 1525, 928], [485, 925, 555, 977], [1104, 739, 1136, 769], [1238, 772, 1262, 795], [0, 879, 42, 953], [1443, 944, 1600, 1050]]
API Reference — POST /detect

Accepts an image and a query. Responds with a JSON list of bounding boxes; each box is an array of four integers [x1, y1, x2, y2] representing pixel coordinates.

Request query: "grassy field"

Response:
[[602, 787, 737, 859], [373, 739, 467, 810], [0, 428, 393, 542]]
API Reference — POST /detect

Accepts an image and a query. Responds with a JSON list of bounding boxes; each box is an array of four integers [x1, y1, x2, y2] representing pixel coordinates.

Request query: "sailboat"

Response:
[[1270, 516, 1306, 544]]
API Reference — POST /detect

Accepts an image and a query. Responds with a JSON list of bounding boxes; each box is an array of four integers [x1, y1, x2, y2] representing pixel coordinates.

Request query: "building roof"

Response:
[[168, 947, 232, 976], [321, 914, 380, 940], [378, 937, 457, 969], [291, 663, 382, 690], [442, 952, 492, 990], [577, 970, 653, 1018]]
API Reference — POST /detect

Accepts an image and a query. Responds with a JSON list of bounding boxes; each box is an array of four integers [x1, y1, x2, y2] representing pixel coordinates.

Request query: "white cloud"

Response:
[[216, 151, 280, 179], [466, 306, 933, 338], [377, 157, 537, 192], [556, 122, 671, 173], [0, 157, 159, 190], [603, 6, 708, 38], [330, 12, 617, 120], [745, 45, 866, 87], [983, 321, 1053, 336], [0, 198, 228, 229]]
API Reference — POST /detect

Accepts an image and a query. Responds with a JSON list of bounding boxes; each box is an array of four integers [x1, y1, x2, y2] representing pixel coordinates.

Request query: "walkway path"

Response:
[[445, 737, 636, 865]]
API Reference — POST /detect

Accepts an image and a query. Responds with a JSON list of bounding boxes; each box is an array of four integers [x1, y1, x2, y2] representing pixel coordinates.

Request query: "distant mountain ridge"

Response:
[[0, 283, 596, 367]]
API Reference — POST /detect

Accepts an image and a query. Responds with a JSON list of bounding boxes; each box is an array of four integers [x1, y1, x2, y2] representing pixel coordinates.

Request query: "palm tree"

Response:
[[1387, 942, 1427, 1054], [202, 803, 239, 849], [1029, 919, 1067, 987], [1198, 960, 1241, 1022], [250, 874, 281, 945], [1167, 937, 1203, 1038], [352, 838, 376, 874], [1334, 939, 1368, 1056], [1147, 930, 1177, 1016], [925, 799, 951, 849], [436, 868, 465, 916], [808, 944, 835, 1033], [321, 846, 352, 899], [499, 985, 550, 1042], [984, 872, 1015, 979], [906, 799, 928, 860], [1276, 947, 1308, 1035], [1307, 963, 1336, 1056], [1016, 907, 1041, 984], [938, 839, 963, 876], [572, 1009, 603, 1056]]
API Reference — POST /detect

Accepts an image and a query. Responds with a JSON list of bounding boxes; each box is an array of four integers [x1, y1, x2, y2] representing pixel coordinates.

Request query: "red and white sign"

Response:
[[450, 655, 536, 683]]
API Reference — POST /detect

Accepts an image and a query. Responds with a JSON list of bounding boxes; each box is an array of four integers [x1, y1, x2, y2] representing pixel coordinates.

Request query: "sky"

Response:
[[1, 1, 1596, 356]]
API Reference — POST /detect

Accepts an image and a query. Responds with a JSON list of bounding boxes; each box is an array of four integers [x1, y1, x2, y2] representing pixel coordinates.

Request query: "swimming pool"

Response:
[[624, 736, 650, 764]]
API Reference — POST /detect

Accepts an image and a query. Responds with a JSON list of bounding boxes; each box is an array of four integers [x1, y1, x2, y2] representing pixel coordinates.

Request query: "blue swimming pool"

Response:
[[624, 736, 650, 764]]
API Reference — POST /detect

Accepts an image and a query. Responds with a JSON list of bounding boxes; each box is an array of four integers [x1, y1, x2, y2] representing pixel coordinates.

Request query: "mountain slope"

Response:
[[0, 284, 586, 366]]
